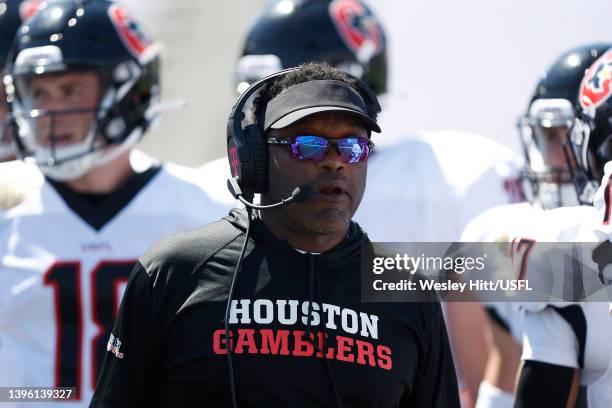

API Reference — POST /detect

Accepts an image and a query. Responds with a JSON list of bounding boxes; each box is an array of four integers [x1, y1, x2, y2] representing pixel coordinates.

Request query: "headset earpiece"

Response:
[[226, 68, 298, 196], [243, 124, 268, 192]]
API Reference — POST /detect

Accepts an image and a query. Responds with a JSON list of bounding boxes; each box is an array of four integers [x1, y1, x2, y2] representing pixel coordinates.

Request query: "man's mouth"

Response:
[[316, 183, 350, 201]]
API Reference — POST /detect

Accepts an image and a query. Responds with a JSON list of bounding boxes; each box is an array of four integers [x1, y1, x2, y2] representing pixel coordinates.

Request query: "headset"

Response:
[[226, 67, 382, 198]]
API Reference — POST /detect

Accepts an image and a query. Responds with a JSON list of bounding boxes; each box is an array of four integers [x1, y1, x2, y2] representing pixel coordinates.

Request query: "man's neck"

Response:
[[63, 151, 135, 194], [260, 211, 348, 253]]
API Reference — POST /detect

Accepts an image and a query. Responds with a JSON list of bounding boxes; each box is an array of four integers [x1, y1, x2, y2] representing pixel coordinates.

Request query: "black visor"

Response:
[[262, 80, 381, 133]]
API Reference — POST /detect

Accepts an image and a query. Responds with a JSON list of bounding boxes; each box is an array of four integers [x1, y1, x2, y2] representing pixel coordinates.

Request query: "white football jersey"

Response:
[[522, 302, 611, 408], [355, 130, 522, 242], [0, 150, 161, 210], [462, 202, 600, 334], [0, 160, 233, 407], [519, 165, 612, 408], [461, 202, 545, 344]]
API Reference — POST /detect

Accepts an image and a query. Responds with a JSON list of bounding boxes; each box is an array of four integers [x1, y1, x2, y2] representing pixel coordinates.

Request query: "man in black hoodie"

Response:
[[91, 63, 460, 407]]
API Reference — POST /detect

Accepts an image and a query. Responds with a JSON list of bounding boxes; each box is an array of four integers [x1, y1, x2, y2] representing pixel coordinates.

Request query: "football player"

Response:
[[460, 43, 611, 408], [0, 1, 231, 406], [515, 47, 612, 408]]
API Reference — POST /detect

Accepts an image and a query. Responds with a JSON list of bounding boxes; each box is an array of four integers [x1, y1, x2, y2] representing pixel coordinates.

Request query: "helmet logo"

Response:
[[107, 4, 152, 58], [580, 49, 612, 109], [18, 0, 43, 21], [329, 0, 383, 60]]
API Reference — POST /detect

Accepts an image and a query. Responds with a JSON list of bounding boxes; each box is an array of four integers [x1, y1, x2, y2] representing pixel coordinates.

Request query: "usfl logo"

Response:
[[329, 0, 384, 57], [580, 49, 612, 109]]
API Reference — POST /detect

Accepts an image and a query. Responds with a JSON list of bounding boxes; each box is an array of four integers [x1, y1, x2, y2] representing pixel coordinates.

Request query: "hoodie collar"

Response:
[[223, 208, 367, 263]]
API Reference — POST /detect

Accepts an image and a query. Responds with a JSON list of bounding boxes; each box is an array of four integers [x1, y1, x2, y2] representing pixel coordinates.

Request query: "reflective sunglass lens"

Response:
[[338, 137, 369, 163], [292, 136, 328, 161]]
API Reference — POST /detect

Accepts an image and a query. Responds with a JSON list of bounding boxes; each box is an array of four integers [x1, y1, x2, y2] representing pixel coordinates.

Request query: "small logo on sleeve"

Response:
[[107, 333, 124, 359]]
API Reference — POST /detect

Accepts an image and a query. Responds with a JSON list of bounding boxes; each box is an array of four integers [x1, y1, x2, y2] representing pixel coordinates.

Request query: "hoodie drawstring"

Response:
[[225, 207, 254, 408], [306, 254, 344, 408]]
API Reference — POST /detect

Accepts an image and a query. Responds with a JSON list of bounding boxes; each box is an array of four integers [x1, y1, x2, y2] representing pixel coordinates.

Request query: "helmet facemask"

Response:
[[519, 98, 578, 208], [564, 109, 610, 205], [7, 58, 157, 181]]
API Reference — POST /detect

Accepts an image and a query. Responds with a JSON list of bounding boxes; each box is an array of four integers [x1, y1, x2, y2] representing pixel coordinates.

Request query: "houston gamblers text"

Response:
[[212, 299, 393, 370]]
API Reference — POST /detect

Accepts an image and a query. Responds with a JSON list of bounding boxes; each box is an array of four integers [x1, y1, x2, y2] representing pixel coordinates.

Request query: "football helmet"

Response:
[[0, 0, 41, 161], [518, 43, 611, 208], [566, 47, 612, 204], [3, 0, 161, 181], [235, 0, 387, 95]]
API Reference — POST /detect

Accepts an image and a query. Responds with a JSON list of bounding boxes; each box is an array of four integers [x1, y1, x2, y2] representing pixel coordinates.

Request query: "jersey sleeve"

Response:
[[90, 262, 160, 407], [400, 303, 461, 407], [521, 306, 579, 369]]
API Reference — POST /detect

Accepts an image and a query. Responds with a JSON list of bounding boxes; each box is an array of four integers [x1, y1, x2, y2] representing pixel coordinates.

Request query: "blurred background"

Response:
[[124, 0, 612, 167]]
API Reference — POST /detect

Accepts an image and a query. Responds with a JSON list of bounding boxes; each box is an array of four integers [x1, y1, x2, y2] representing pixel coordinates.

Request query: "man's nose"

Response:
[[318, 143, 346, 171]]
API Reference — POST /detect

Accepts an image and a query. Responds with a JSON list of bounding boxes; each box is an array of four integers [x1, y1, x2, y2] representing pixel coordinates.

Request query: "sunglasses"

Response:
[[267, 135, 374, 163]]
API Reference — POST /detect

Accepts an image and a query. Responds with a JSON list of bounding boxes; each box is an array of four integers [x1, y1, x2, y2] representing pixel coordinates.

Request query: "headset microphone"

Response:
[[227, 177, 314, 210]]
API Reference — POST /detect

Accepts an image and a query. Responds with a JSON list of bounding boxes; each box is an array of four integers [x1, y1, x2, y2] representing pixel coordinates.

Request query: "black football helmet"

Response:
[[235, 0, 387, 95], [566, 47, 612, 204], [0, 0, 41, 160], [518, 43, 611, 208], [3, 0, 161, 180]]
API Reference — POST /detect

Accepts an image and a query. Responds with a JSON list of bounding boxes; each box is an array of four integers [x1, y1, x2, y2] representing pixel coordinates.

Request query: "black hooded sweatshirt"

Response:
[[90, 209, 459, 407]]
